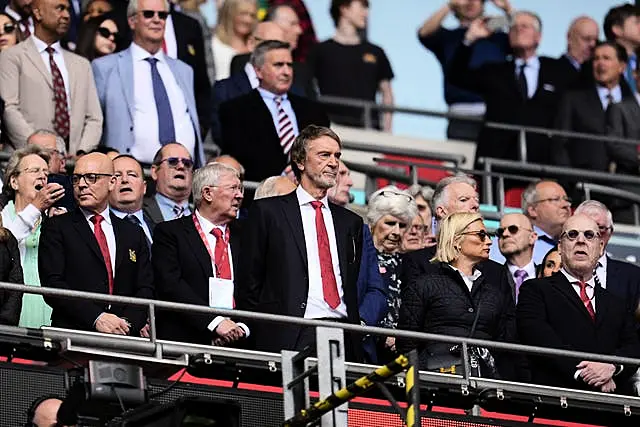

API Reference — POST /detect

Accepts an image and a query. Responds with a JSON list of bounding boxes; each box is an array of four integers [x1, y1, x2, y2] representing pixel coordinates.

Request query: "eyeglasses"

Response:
[[561, 229, 600, 241], [214, 184, 244, 194], [0, 23, 15, 35], [460, 230, 491, 242], [18, 167, 49, 176], [72, 173, 113, 186], [155, 157, 194, 169], [97, 26, 119, 40], [534, 196, 572, 205], [141, 10, 169, 20], [496, 224, 532, 238], [378, 190, 414, 203]]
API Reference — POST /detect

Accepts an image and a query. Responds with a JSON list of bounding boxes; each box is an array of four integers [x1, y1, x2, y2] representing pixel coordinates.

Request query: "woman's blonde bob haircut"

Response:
[[433, 212, 484, 263]]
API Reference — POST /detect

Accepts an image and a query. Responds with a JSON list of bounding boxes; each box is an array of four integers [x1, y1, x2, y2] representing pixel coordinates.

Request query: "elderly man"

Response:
[[254, 176, 297, 199], [39, 153, 154, 335], [143, 143, 193, 223], [497, 213, 537, 302], [109, 155, 155, 247], [558, 16, 599, 85], [490, 180, 571, 264], [517, 214, 640, 393], [153, 162, 248, 345]]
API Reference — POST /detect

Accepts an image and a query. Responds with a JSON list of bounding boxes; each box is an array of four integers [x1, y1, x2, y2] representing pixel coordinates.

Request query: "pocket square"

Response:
[[129, 249, 137, 263], [543, 83, 555, 92]]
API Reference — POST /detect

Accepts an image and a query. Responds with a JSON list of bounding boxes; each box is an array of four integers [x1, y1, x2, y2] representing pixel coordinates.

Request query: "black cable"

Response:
[[149, 368, 187, 398], [110, 384, 126, 414]]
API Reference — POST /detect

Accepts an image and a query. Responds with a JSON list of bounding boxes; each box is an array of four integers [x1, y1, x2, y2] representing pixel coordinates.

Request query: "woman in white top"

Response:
[[1, 146, 65, 328], [212, 0, 257, 80]]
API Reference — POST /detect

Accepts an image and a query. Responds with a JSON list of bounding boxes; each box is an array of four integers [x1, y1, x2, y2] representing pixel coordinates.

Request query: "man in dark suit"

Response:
[[517, 214, 640, 393], [153, 162, 248, 346], [497, 213, 537, 302], [219, 40, 329, 183], [556, 16, 599, 89], [109, 155, 155, 248], [39, 153, 154, 336], [236, 125, 363, 360], [448, 11, 571, 166], [554, 41, 635, 172]]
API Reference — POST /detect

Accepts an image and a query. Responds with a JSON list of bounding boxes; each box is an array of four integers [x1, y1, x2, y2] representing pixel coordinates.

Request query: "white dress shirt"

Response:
[[560, 268, 596, 312], [595, 254, 608, 290], [130, 43, 196, 164], [514, 56, 540, 99], [450, 265, 482, 292], [4, 6, 33, 36], [163, 14, 178, 59], [297, 186, 347, 319], [82, 206, 116, 273], [32, 35, 71, 112], [596, 84, 622, 110], [1, 203, 42, 264], [507, 259, 536, 285], [244, 62, 259, 89], [110, 208, 153, 244], [193, 210, 249, 337], [257, 87, 300, 138]]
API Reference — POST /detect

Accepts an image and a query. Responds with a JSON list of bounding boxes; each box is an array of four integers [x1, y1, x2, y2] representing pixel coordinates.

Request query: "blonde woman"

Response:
[[397, 212, 518, 379], [212, 0, 257, 80]]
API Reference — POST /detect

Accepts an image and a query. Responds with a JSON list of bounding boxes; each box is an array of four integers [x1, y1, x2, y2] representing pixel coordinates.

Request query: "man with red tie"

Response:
[[39, 152, 153, 335], [152, 162, 248, 346], [517, 213, 640, 393], [236, 125, 364, 360]]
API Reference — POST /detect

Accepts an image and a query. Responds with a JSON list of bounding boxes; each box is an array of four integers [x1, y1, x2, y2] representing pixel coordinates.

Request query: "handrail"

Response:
[[340, 139, 466, 166], [342, 160, 437, 188], [576, 182, 640, 226]]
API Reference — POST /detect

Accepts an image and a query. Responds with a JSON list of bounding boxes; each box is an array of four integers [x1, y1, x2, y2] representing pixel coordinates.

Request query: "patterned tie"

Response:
[[145, 57, 175, 145], [310, 201, 340, 309], [172, 204, 185, 219], [513, 269, 528, 303], [274, 96, 296, 155], [46, 47, 70, 144], [90, 215, 114, 295], [20, 19, 30, 38], [577, 281, 595, 321], [211, 228, 232, 279], [125, 214, 151, 253]]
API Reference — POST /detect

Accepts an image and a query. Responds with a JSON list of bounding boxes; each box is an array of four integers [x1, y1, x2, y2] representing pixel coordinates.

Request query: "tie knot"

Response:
[[173, 204, 185, 217], [577, 280, 590, 291], [145, 57, 159, 66], [274, 96, 282, 106], [211, 228, 223, 239], [126, 214, 141, 225], [514, 269, 528, 279], [310, 201, 323, 210], [45, 46, 55, 55], [90, 215, 104, 225]]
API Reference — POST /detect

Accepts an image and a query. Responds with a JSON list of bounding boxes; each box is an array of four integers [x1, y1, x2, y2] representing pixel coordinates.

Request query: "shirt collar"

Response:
[[514, 56, 540, 70], [450, 265, 482, 281], [596, 84, 622, 100], [296, 185, 329, 208], [560, 267, 596, 287], [564, 53, 581, 70], [82, 206, 112, 224], [32, 35, 61, 54], [244, 62, 259, 89], [4, 6, 20, 21], [195, 209, 226, 234], [597, 254, 607, 270], [131, 42, 165, 63], [257, 87, 288, 102], [110, 207, 143, 221], [507, 259, 536, 279], [533, 225, 555, 243], [155, 192, 187, 210]]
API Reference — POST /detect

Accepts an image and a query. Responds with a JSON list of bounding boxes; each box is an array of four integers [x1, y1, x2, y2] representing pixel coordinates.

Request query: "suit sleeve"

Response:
[[396, 276, 428, 354], [191, 27, 212, 138], [152, 223, 214, 333], [39, 217, 104, 330], [0, 233, 23, 326], [446, 42, 489, 96], [613, 307, 640, 384], [0, 49, 34, 148], [210, 80, 226, 145], [605, 101, 639, 171], [551, 92, 574, 167], [219, 100, 240, 155], [79, 60, 103, 154], [357, 225, 387, 326], [122, 227, 154, 332]]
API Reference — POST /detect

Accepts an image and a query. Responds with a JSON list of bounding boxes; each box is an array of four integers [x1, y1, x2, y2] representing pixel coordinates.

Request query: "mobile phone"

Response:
[[484, 15, 508, 33], [47, 174, 73, 209]]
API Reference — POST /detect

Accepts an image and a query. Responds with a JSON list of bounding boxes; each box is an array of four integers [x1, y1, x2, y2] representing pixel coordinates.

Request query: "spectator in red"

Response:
[[269, 0, 316, 63]]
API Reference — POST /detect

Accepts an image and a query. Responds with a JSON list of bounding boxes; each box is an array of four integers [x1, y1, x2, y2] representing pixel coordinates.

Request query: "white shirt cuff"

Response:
[[237, 322, 250, 337], [208, 315, 225, 332], [20, 203, 42, 226], [574, 369, 583, 381]]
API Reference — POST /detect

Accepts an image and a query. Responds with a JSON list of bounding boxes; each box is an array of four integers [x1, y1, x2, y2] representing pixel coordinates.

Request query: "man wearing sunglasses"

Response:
[[0, 0, 103, 155], [518, 214, 640, 393], [92, 0, 204, 167], [497, 213, 537, 302]]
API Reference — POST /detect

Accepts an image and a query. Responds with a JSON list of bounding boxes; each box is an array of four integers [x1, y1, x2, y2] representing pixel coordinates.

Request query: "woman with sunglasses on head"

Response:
[[75, 13, 121, 61], [0, 146, 66, 328], [366, 185, 418, 362], [397, 212, 520, 379], [0, 13, 21, 52]]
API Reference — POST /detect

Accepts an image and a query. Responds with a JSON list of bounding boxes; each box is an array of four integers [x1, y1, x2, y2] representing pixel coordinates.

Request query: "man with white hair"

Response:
[[254, 176, 297, 200], [153, 162, 248, 346]]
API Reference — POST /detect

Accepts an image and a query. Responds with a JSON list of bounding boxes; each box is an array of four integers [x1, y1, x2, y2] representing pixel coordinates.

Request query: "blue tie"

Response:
[[626, 54, 637, 94], [145, 57, 175, 144]]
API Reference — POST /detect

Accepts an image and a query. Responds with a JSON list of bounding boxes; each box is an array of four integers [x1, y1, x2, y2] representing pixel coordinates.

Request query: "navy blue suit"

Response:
[[211, 71, 252, 144]]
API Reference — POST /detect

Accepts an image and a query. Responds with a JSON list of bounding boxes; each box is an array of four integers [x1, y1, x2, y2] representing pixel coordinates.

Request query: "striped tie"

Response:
[[275, 96, 295, 155]]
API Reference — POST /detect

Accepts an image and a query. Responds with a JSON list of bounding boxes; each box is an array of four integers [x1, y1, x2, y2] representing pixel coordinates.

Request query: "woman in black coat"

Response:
[[397, 212, 518, 379], [0, 221, 23, 325]]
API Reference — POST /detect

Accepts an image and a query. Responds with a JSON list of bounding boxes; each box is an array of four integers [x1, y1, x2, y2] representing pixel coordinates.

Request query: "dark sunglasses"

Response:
[[460, 230, 491, 242], [561, 229, 599, 241], [496, 224, 532, 239], [97, 26, 119, 40], [141, 10, 169, 20], [156, 157, 194, 169], [0, 23, 15, 35]]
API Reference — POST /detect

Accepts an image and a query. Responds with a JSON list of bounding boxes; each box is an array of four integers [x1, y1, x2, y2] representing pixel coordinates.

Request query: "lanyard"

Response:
[[192, 213, 228, 278]]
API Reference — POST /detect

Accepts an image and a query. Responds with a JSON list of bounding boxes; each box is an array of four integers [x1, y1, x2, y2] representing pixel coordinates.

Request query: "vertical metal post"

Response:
[[410, 165, 418, 185], [282, 350, 310, 420], [518, 129, 527, 162], [483, 161, 494, 206], [148, 303, 161, 359], [497, 176, 506, 216], [584, 186, 591, 200], [634, 204, 640, 226], [461, 342, 471, 382], [316, 326, 347, 427], [363, 103, 372, 129], [405, 350, 421, 427]]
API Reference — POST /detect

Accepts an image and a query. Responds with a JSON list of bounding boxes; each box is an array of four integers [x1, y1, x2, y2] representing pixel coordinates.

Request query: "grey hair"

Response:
[[250, 39, 291, 68], [575, 200, 614, 228], [521, 179, 560, 214], [192, 162, 240, 207], [127, 0, 170, 17], [407, 184, 434, 203], [3, 145, 50, 201], [254, 176, 282, 200], [366, 185, 418, 227], [512, 10, 543, 32], [27, 129, 66, 155], [431, 174, 476, 218]]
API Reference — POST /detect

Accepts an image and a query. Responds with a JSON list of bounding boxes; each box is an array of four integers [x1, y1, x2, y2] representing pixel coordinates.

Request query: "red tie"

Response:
[[211, 228, 232, 280], [90, 215, 114, 295], [46, 46, 70, 144], [20, 19, 30, 38], [310, 201, 340, 309], [577, 281, 595, 321]]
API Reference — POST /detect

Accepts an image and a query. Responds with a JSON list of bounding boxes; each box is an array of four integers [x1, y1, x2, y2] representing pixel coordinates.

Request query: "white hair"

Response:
[[192, 162, 239, 207], [254, 176, 282, 200], [366, 185, 418, 227], [127, 0, 170, 17], [575, 200, 613, 228], [431, 174, 476, 218]]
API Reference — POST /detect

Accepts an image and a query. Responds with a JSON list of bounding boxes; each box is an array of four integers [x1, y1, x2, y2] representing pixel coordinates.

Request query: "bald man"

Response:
[[497, 213, 537, 302], [29, 397, 72, 427], [39, 153, 154, 335], [558, 16, 599, 86], [254, 176, 297, 199]]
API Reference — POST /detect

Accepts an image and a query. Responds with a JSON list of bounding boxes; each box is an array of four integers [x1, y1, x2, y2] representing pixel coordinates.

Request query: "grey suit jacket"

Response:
[[0, 36, 103, 153], [606, 96, 640, 176]]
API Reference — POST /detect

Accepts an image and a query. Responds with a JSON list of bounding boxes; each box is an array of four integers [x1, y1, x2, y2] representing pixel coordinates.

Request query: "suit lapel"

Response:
[[329, 203, 348, 286], [184, 217, 214, 278], [111, 213, 127, 271], [594, 284, 609, 328], [229, 221, 241, 278], [71, 209, 105, 264], [117, 49, 135, 120], [551, 273, 596, 324], [62, 50, 76, 105], [143, 196, 165, 225], [281, 192, 307, 269], [504, 265, 517, 301], [24, 38, 53, 89]]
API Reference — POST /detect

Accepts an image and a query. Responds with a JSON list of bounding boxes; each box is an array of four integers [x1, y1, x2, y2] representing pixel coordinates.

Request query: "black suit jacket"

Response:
[[235, 191, 363, 355], [448, 44, 571, 166], [517, 273, 640, 391], [210, 71, 252, 144], [556, 55, 593, 89], [153, 216, 242, 345], [142, 196, 164, 228], [0, 232, 23, 325], [171, 10, 212, 137], [39, 209, 154, 332], [219, 89, 330, 182], [606, 257, 640, 323], [606, 97, 640, 176]]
